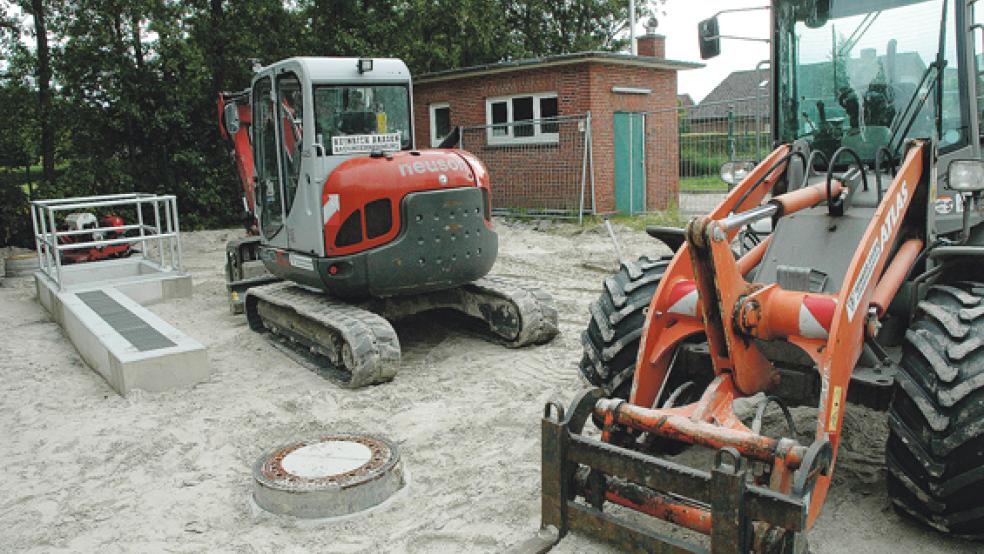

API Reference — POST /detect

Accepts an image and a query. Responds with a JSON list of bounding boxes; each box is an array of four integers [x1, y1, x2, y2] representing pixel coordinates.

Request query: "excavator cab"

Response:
[[220, 57, 498, 301]]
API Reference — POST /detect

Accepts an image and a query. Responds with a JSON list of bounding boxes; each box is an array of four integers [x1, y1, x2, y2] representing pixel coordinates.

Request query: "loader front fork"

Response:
[[523, 388, 830, 554]]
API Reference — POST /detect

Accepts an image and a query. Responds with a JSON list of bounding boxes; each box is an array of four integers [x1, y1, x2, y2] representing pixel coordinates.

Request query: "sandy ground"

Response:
[[0, 220, 977, 553]]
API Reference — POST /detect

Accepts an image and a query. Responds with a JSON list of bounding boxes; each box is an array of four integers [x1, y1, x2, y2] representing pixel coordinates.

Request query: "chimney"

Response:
[[637, 33, 665, 58]]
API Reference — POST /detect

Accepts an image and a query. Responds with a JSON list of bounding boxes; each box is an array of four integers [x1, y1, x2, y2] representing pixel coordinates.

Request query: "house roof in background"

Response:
[[691, 68, 770, 120], [677, 93, 694, 107], [415, 51, 702, 84]]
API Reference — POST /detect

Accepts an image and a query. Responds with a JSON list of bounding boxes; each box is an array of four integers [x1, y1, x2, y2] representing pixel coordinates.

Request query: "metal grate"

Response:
[[76, 290, 176, 352]]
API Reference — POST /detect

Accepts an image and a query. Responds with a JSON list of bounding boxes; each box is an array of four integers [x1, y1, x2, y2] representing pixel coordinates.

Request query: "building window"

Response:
[[485, 92, 559, 145], [429, 103, 451, 147]]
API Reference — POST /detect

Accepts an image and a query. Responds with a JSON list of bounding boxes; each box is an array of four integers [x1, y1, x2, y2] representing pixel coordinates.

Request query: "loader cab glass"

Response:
[[774, 0, 965, 163], [313, 85, 412, 154]]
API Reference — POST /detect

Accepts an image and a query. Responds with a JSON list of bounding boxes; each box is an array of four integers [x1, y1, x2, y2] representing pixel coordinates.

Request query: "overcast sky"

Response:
[[646, 0, 771, 102]]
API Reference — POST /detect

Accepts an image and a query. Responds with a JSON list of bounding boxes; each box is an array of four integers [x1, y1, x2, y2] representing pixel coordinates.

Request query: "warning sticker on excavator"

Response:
[[332, 132, 401, 154], [828, 385, 843, 432]]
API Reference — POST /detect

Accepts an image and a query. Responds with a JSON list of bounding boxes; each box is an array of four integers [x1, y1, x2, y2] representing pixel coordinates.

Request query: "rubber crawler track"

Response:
[[463, 275, 559, 347], [245, 276, 558, 388], [246, 282, 401, 388]]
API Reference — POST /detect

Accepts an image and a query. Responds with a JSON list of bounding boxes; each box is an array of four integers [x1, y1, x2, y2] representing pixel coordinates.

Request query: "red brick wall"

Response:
[[637, 34, 666, 59], [587, 63, 679, 212], [412, 60, 680, 213], [413, 64, 590, 146]]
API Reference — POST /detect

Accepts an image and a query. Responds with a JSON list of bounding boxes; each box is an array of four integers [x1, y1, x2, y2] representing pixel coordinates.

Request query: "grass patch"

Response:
[[581, 208, 691, 231], [680, 175, 727, 192]]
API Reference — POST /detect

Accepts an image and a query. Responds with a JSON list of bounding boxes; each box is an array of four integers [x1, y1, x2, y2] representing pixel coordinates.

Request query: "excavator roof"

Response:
[[253, 57, 412, 85]]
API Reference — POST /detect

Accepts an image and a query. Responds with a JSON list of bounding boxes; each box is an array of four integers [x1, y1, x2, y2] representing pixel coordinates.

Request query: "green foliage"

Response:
[[0, 0, 645, 242], [0, 179, 31, 247], [679, 175, 727, 192], [679, 132, 766, 178]]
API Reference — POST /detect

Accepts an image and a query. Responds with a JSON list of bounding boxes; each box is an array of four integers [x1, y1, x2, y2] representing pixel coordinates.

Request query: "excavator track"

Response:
[[459, 275, 559, 347], [245, 282, 401, 388], [369, 275, 559, 348], [244, 276, 557, 388]]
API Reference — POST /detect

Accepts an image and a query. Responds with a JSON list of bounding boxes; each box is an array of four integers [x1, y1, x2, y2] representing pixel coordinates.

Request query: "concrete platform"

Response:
[[35, 260, 208, 396]]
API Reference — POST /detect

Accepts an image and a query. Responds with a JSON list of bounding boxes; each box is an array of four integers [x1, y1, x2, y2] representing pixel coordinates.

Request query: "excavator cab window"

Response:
[[277, 73, 304, 215], [253, 76, 284, 239], [314, 85, 412, 154]]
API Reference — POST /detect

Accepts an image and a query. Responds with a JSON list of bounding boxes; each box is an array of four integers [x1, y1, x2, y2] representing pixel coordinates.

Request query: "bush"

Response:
[[679, 132, 768, 178], [0, 183, 31, 248]]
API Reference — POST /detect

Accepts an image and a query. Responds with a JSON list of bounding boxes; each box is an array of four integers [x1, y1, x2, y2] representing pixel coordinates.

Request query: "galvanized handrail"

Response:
[[30, 193, 184, 290]]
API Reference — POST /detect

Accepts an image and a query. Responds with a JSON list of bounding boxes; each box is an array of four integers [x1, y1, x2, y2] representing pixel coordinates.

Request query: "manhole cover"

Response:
[[252, 433, 405, 518]]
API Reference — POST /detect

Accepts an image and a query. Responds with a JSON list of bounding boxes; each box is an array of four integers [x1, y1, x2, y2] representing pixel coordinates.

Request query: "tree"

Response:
[[19, 0, 55, 187]]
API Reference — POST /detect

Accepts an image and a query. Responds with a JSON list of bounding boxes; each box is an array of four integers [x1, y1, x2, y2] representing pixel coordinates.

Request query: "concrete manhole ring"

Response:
[[252, 433, 405, 518]]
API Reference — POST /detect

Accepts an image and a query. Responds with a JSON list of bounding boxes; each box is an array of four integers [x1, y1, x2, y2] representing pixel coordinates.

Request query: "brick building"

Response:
[[412, 35, 701, 214]]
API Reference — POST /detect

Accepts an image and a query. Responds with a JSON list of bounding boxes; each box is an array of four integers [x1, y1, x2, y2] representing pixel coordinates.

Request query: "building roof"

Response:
[[415, 51, 702, 84], [677, 94, 695, 108], [691, 68, 770, 121]]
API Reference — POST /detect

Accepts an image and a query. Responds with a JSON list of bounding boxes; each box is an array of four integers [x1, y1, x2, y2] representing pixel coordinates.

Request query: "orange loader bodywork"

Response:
[[595, 140, 928, 529]]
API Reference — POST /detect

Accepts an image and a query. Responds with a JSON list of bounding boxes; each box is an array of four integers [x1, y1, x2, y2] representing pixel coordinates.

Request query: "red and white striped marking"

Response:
[[667, 280, 699, 317], [799, 296, 837, 339]]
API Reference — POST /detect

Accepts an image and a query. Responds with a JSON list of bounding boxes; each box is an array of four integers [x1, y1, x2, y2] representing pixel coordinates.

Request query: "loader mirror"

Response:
[[698, 17, 721, 60], [805, 0, 830, 29], [948, 160, 984, 193], [224, 103, 241, 135], [720, 160, 756, 188]]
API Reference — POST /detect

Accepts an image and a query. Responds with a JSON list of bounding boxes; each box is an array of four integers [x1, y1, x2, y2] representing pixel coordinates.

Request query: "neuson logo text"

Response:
[[399, 157, 467, 177]]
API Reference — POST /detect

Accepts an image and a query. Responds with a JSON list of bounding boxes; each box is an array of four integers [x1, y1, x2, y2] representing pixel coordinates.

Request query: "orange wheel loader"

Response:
[[523, 1, 984, 551]]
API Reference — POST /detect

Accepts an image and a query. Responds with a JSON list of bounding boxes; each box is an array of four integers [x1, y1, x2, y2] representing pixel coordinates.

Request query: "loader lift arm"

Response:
[[528, 141, 930, 553]]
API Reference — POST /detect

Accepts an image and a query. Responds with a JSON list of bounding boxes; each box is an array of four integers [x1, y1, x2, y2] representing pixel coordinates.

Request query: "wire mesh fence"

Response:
[[644, 95, 771, 214], [455, 95, 771, 219], [676, 95, 771, 191], [460, 114, 593, 220]]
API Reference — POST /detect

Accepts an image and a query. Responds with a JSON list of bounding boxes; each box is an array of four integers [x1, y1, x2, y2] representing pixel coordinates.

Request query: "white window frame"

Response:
[[429, 102, 451, 148], [485, 92, 559, 145]]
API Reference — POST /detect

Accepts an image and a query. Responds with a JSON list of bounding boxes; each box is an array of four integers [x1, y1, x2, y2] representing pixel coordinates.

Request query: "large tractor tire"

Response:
[[579, 256, 669, 399], [886, 282, 984, 539]]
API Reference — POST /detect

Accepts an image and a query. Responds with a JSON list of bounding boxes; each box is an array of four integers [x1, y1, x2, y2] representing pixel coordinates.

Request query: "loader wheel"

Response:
[[886, 282, 984, 540], [580, 256, 670, 399]]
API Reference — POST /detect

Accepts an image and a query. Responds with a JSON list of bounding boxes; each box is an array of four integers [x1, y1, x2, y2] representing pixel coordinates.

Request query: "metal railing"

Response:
[[31, 193, 183, 289], [460, 114, 595, 222], [671, 95, 772, 189]]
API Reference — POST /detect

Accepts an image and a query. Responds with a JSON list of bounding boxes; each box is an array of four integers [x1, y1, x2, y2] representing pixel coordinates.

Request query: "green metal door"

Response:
[[614, 112, 646, 214]]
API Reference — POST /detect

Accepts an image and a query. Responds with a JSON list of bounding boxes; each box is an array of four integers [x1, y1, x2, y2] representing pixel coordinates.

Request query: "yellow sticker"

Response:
[[828, 385, 843, 432], [231, 292, 239, 301], [376, 112, 388, 133]]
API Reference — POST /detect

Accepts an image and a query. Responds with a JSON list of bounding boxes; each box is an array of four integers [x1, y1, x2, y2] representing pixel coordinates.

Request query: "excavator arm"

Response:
[[218, 89, 257, 235]]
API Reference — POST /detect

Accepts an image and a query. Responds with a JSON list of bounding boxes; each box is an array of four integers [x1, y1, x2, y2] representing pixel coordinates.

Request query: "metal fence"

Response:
[[677, 95, 771, 186], [460, 114, 594, 221], [642, 94, 771, 214], [31, 193, 183, 289], [453, 87, 772, 219]]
